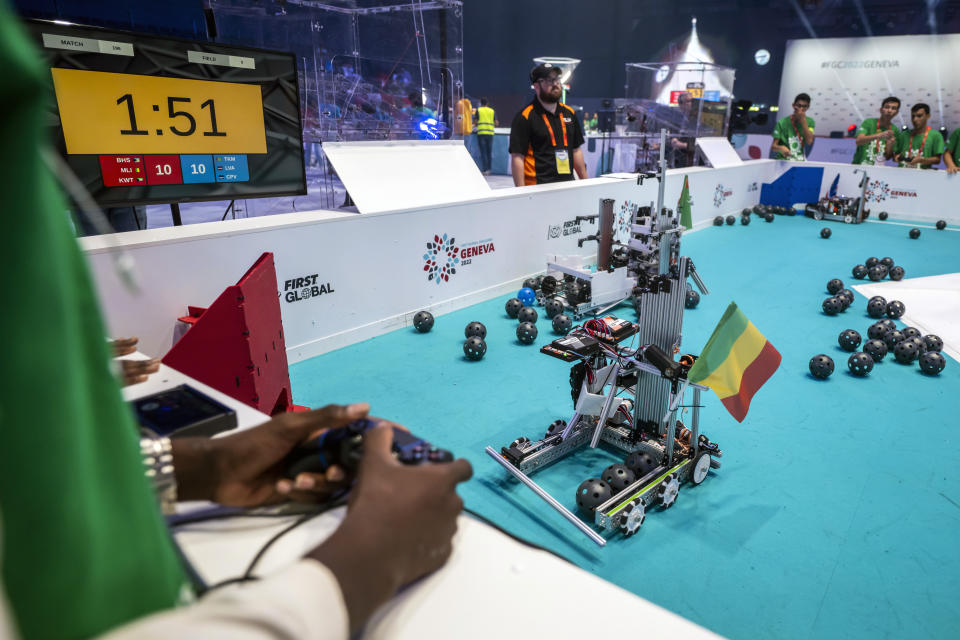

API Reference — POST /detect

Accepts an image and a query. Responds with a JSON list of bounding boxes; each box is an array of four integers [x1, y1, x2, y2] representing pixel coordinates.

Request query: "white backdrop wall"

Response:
[[779, 34, 960, 135], [81, 162, 775, 362]]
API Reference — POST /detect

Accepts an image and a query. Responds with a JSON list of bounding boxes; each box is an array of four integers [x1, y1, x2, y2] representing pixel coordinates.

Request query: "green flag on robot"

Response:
[[678, 174, 693, 230]]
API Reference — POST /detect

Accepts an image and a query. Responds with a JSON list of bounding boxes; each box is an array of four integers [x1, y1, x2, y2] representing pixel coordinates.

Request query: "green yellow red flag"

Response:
[[688, 302, 781, 422]]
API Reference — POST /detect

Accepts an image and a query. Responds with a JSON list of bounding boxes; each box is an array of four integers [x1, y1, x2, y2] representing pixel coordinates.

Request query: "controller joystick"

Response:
[[284, 418, 453, 479]]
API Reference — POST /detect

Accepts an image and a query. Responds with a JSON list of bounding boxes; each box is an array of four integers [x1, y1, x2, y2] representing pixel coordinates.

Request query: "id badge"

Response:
[[555, 149, 571, 174]]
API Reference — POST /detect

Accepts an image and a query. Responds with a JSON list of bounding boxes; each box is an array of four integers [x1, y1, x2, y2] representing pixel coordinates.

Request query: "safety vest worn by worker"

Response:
[[476, 106, 496, 135]]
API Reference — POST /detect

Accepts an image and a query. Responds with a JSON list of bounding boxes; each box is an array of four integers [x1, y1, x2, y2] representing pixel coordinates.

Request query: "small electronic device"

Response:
[[284, 418, 454, 478], [132, 384, 237, 438]]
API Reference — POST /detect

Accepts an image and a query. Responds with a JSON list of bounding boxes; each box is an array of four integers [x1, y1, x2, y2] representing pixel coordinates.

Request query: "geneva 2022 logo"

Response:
[[423, 233, 460, 284]]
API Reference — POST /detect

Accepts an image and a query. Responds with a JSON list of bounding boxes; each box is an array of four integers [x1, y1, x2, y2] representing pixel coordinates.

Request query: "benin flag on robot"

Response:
[[687, 302, 781, 422]]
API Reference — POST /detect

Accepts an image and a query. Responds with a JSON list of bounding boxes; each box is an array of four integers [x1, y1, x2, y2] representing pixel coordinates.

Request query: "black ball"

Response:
[[552, 313, 572, 334], [575, 478, 613, 512], [413, 310, 434, 333], [809, 354, 835, 379], [516, 322, 538, 344], [713, 216, 724, 226], [879, 318, 897, 332], [866, 299, 887, 318], [522, 277, 538, 291], [885, 300, 905, 319], [848, 352, 874, 376], [602, 464, 637, 493], [740, 215, 751, 225], [918, 351, 946, 375], [725, 215, 736, 225], [906, 336, 927, 355], [867, 321, 891, 340], [922, 334, 943, 352], [624, 450, 658, 477], [544, 298, 565, 319], [893, 339, 920, 364], [936, 220, 947, 230], [878, 211, 888, 221], [517, 306, 538, 324], [868, 264, 888, 281], [764, 213, 774, 222], [865, 257, 879, 268], [879, 257, 894, 269], [837, 289, 854, 306], [742, 208, 752, 216], [826, 278, 844, 295], [822, 297, 844, 315], [685, 289, 701, 309], [901, 326, 921, 340], [909, 228, 921, 239], [463, 336, 486, 360], [852, 264, 868, 279], [505, 298, 523, 318], [820, 227, 832, 239], [883, 330, 905, 350], [540, 275, 558, 295], [863, 339, 888, 362], [838, 329, 862, 352], [753, 205, 763, 214], [464, 321, 487, 339], [869, 295, 887, 306], [889, 266, 905, 281]]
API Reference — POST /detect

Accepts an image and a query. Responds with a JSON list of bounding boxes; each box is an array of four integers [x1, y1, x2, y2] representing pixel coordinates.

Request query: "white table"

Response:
[[124, 360, 723, 639]]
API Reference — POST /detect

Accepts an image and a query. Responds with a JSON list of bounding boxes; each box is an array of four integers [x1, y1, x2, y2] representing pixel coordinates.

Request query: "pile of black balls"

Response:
[[852, 256, 904, 282]]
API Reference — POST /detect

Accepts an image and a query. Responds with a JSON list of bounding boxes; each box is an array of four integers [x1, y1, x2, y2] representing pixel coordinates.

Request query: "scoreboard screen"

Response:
[[29, 20, 306, 207]]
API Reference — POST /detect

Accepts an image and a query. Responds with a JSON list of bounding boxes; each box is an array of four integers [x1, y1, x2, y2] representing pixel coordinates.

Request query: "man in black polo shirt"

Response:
[[509, 63, 587, 186]]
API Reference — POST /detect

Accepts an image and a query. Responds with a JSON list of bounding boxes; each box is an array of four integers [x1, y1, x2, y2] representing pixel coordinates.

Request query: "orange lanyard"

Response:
[[908, 127, 930, 154], [542, 112, 569, 149]]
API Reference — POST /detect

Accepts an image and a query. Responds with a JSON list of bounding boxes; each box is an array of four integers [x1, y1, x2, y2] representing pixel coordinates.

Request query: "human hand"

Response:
[[172, 403, 370, 507], [947, 165, 959, 174], [906, 155, 922, 165], [883, 129, 896, 141], [120, 358, 159, 386], [308, 425, 473, 632], [111, 336, 139, 356]]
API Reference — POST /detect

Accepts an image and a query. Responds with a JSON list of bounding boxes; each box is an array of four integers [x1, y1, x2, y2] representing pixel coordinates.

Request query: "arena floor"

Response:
[[291, 214, 959, 640]]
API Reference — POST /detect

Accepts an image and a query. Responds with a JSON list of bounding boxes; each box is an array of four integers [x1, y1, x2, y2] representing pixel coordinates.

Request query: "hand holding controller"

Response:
[[284, 418, 454, 479]]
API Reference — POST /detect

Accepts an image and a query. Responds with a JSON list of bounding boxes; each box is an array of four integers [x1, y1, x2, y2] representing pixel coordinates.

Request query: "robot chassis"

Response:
[[486, 135, 719, 546], [533, 130, 699, 319], [803, 168, 871, 224]]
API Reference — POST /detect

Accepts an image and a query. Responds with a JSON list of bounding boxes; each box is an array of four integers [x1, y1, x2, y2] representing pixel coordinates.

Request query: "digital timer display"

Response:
[[30, 20, 305, 208], [51, 69, 267, 155]]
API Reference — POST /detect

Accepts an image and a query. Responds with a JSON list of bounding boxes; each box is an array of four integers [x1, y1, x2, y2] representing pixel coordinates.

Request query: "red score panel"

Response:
[[99, 155, 145, 187], [144, 155, 184, 185]]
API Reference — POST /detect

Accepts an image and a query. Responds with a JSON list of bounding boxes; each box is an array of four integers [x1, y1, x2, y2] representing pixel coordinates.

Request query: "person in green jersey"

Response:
[[771, 92, 815, 161], [944, 126, 960, 174], [893, 103, 944, 169], [0, 8, 472, 639], [853, 96, 900, 165]]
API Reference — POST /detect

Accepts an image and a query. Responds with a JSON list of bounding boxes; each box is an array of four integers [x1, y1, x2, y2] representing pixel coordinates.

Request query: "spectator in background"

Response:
[[943, 126, 959, 174], [670, 91, 695, 168], [894, 103, 943, 169], [475, 97, 498, 175], [771, 93, 814, 161], [852, 96, 900, 166]]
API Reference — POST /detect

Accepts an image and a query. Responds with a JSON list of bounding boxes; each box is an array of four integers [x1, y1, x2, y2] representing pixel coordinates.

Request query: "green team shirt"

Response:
[[0, 11, 189, 639], [895, 126, 945, 169], [773, 115, 815, 161], [945, 128, 960, 162], [852, 118, 898, 165]]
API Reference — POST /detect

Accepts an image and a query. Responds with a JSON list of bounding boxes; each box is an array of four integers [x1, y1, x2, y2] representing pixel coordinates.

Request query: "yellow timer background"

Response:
[[51, 68, 267, 155]]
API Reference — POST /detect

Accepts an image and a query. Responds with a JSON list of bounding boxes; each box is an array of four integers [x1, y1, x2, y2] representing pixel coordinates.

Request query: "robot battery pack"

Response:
[[597, 316, 639, 343], [541, 332, 601, 361]]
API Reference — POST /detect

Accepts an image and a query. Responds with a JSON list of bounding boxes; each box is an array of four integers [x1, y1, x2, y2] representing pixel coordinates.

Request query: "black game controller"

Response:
[[284, 418, 454, 479]]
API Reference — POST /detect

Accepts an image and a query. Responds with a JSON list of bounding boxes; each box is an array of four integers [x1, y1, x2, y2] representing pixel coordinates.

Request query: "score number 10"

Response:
[[118, 94, 227, 138]]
